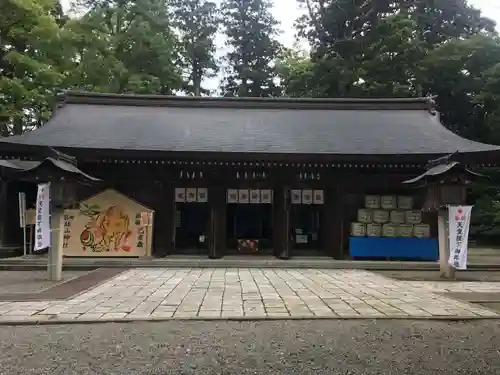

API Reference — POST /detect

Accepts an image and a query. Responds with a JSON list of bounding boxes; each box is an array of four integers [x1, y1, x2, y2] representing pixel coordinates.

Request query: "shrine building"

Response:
[[0, 92, 498, 260]]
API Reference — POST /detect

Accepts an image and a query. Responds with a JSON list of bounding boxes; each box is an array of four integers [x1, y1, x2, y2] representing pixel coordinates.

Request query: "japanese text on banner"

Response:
[[34, 183, 51, 251], [448, 205, 473, 270]]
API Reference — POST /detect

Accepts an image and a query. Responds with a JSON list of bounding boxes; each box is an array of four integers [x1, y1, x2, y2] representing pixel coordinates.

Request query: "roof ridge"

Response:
[[58, 91, 435, 111]]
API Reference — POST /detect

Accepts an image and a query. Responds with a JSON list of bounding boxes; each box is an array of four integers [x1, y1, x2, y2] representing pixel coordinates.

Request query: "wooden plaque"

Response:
[[175, 188, 186, 203], [313, 190, 324, 204], [250, 189, 260, 204], [186, 188, 197, 202], [302, 189, 313, 205], [197, 188, 208, 203], [261, 189, 272, 204], [238, 189, 249, 204], [291, 190, 302, 204], [227, 189, 238, 203]]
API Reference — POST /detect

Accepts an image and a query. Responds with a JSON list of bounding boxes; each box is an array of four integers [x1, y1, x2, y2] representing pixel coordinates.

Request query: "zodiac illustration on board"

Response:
[[79, 204, 133, 253]]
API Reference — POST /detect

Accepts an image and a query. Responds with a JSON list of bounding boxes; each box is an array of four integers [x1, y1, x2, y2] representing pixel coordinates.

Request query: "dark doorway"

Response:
[[226, 204, 273, 255], [174, 203, 210, 254], [290, 205, 323, 255]]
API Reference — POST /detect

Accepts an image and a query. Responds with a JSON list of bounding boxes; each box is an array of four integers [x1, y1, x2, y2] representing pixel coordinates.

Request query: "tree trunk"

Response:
[[13, 116, 23, 135], [192, 61, 201, 96]]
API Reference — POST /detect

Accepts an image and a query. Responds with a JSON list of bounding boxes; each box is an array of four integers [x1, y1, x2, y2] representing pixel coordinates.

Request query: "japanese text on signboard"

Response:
[[448, 206, 473, 270]]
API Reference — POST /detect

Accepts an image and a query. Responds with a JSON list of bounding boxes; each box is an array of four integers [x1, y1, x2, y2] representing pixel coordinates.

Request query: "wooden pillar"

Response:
[[273, 187, 290, 259], [209, 186, 226, 259], [322, 188, 341, 258], [154, 184, 174, 257]]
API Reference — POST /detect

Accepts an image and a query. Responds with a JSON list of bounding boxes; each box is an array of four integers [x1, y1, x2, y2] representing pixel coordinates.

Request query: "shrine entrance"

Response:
[[289, 189, 325, 256], [225, 188, 274, 255], [173, 187, 210, 254]]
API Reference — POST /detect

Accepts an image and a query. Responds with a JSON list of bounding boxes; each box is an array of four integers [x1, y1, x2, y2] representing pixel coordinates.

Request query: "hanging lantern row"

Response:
[[299, 172, 321, 180], [179, 170, 203, 179], [236, 171, 267, 180]]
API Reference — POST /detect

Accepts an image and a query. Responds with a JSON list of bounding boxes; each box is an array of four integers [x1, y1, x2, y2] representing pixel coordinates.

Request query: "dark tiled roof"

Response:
[[0, 158, 100, 181], [1, 92, 498, 156]]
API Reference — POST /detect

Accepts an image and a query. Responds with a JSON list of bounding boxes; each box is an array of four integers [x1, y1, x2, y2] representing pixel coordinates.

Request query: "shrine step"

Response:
[[0, 254, 498, 270]]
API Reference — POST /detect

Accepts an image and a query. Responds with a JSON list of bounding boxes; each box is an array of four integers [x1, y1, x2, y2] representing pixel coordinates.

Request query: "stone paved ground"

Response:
[[0, 268, 499, 323], [0, 270, 88, 294]]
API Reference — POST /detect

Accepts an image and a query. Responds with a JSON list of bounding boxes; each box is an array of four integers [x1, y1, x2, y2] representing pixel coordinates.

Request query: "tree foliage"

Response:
[[220, 0, 282, 97], [67, 0, 182, 94], [0, 0, 70, 135], [172, 0, 219, 96]]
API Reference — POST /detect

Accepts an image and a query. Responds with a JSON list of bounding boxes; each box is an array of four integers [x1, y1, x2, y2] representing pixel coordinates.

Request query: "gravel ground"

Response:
[[0, 320, 499, 374], [0, 270, 89, 294]]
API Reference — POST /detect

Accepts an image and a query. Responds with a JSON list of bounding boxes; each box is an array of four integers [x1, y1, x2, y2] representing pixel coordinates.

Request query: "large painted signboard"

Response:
[[61, 189, 154, 257]]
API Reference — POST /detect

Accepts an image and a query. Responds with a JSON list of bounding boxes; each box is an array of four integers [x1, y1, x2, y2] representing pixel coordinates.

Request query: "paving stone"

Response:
[[290, 310, 314, 317], [101, 313, 127, 319], [0, 315, 31, 321], [174, 311, 198, 318], [2, 310, 38, 316], [312, 310, 336, 317], [267, 312, 290, 317], [199, 311, 222, 317], [221, 311, 244, 318], [78, 313, 104, 320], [151, 311, 174, 318], [54, 313, 80, 320]]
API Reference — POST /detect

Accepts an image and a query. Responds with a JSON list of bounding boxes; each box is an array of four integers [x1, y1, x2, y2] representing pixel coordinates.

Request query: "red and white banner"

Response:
[[448, 205, 473, 270]]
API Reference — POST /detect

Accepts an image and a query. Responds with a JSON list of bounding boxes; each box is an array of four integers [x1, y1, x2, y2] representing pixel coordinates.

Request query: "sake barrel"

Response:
[[413, 224, 430, 238], [357, 209, 373, 223], [398, 224, 414, 237], [397, 196, 413, 209], [373, 210, 389, 223], [405, 210, 422, 224], [365, 195, 381, 209], [390, 210, 405, 224], [382, 223, 397, 237], [366, 223, 382, 237], [351, 222, 366, 236], [381, 195, 397, 209]]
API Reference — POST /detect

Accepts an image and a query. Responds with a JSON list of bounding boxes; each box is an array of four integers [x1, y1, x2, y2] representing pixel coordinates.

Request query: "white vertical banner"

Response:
[[34, 183, 51, 251], [448, 205, 473, 270]]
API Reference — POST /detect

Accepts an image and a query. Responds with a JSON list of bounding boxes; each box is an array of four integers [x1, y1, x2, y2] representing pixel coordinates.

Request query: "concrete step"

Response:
[[0, 255, 498, 270]]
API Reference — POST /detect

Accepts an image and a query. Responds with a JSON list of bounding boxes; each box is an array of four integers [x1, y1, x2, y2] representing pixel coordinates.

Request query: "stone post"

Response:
[[47, 206, 63, 281], [438, 209, 455, 279]]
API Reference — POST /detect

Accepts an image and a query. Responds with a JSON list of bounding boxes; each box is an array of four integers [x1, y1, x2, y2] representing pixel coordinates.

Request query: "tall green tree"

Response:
[[420, 34, 500, 140], [67, 0, 182, 94], [0, 0, 69, 135], [172, 0, 219, 96], [275, 47, 325, 97], [220, 0, 282, 97], [293, 0, 497, 98]]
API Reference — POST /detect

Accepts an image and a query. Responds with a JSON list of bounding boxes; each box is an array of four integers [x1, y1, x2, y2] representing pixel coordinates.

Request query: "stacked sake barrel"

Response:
[[350, 195, 430, 238]]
